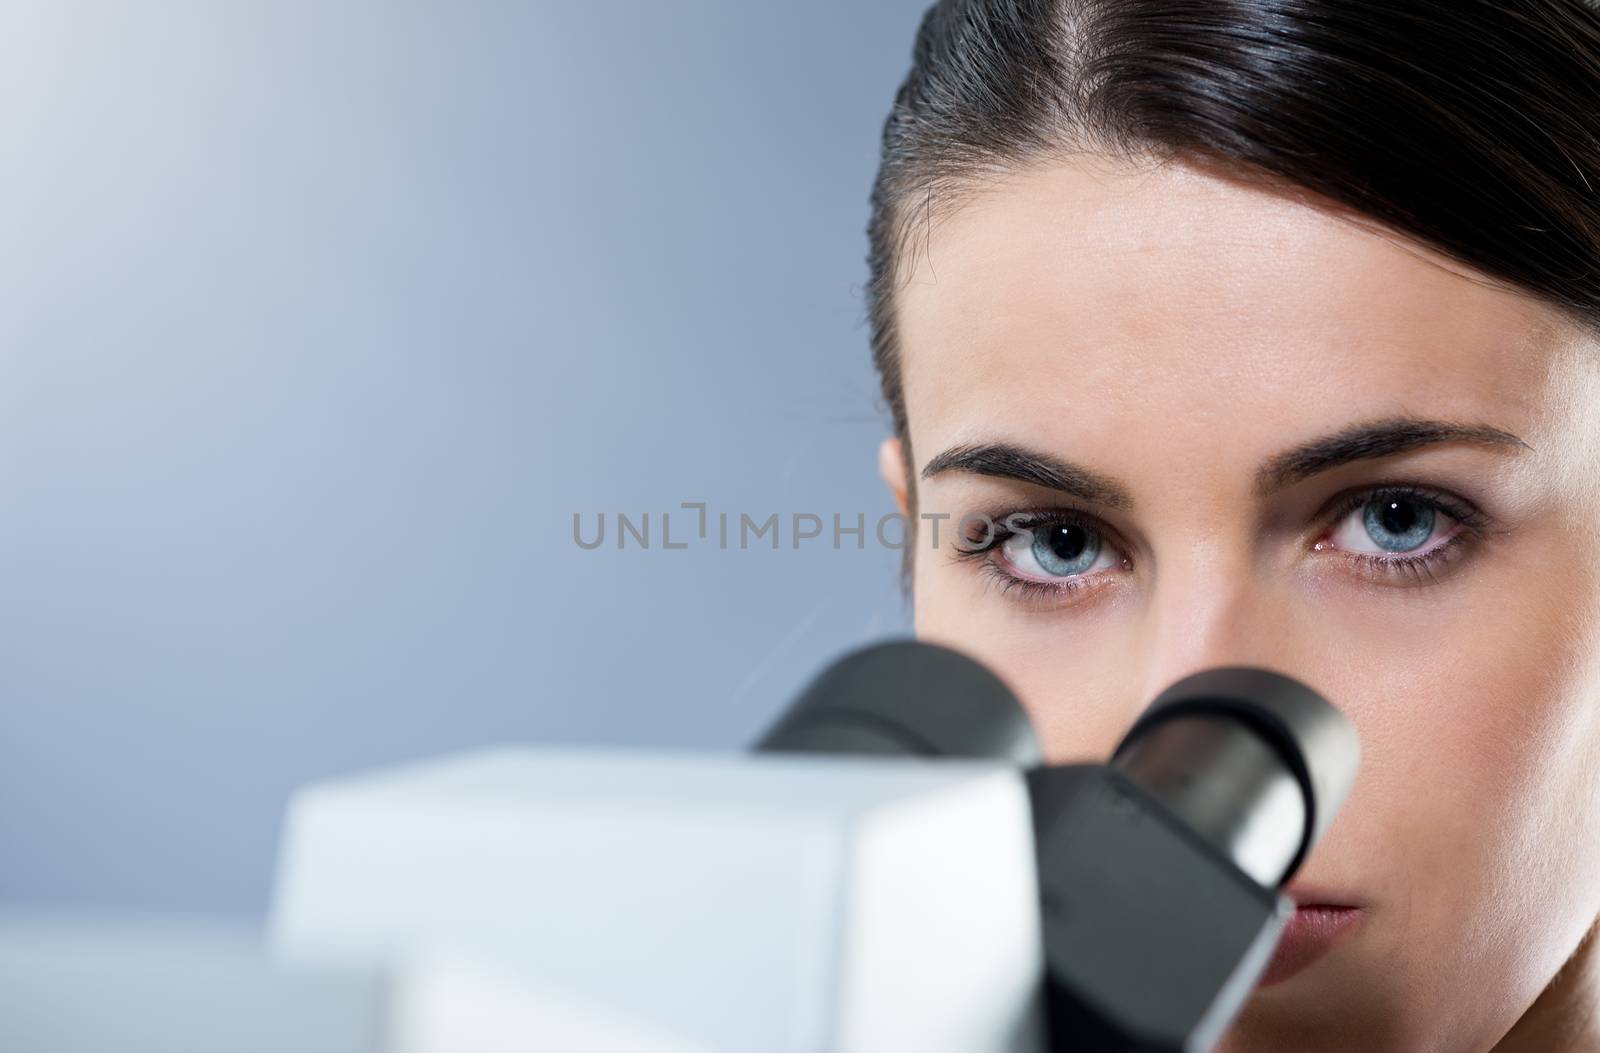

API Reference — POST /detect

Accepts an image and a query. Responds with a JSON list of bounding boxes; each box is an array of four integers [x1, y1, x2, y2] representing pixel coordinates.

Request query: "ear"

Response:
[[877, 435, 910, 518]]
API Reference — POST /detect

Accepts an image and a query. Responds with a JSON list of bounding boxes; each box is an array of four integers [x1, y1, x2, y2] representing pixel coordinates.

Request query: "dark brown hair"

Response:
[[865, 0, 1600, 590]]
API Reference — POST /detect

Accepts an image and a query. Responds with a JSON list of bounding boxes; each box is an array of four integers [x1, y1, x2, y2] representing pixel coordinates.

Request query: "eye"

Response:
[[1000, 519, 1121, 582], [1329, 492, 1451, 556], [1316, 485, 1489, 586]]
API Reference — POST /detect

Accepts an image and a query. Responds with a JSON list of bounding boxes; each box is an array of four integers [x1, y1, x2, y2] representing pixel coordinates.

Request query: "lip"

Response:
[[1255, 903, 1365, 988]]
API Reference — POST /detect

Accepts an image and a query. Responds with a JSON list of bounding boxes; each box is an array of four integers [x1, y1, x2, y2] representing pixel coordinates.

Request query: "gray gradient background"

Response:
[[0, 1, 928, 918]]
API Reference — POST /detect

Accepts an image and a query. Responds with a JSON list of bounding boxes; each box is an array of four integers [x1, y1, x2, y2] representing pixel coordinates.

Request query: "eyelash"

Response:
[[953, 484, 1491, 605]]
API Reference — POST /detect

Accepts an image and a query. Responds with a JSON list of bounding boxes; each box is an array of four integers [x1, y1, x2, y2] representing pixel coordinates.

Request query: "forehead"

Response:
[[895, 156, 1584, 482]]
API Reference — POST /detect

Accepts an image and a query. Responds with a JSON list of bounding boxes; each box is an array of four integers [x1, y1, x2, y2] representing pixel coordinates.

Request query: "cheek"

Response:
[[1308, 549, 1600, 1036], [911, 556, 1147, 762], [1329, 546, 1600, 896]]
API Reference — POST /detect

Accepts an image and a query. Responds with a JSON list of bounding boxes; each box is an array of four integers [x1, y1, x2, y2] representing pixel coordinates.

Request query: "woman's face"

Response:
[[881, 154, 1600, 1050]]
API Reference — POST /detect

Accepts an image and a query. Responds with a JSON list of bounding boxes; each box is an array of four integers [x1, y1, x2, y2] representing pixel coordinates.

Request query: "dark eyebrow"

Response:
[[919, 417, 1531, 508], [1251, 417, 1530, 496], [921, 441, 1136, 509]]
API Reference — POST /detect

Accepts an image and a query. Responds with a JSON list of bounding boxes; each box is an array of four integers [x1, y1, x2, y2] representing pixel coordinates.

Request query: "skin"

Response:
[[876, 152, 1600, 1051]]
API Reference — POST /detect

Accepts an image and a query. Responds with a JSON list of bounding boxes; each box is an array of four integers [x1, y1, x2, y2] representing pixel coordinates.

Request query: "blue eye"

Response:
[[1331, 492, 1450, 557], [1363, 496, 1436, 553], [1034, 523, 1100, 575], [1317, 486, 1490, 587], [1000, 519, 1117, 580]]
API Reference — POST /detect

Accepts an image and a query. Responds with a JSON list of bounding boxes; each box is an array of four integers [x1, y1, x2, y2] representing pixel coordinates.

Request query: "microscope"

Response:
[[263, 637, 1358, 1052]]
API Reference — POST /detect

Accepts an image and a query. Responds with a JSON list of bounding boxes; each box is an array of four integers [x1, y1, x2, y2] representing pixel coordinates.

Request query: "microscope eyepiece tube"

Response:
[[1110, 666, 1360, 888], [753, 638, 1043, 765]]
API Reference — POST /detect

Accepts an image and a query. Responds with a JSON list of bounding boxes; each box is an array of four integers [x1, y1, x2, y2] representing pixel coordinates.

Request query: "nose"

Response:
[[1132, 546, 1307, 714]]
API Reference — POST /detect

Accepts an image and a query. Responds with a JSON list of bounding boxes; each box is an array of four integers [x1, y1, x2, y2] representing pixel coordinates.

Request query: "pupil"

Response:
[[1378, 499, 1417, 535], [1047, 524, 1086, 561]]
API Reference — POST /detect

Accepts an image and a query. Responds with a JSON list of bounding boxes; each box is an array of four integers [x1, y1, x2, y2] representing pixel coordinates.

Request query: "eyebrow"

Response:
[[919, 417, 1532, 509]]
